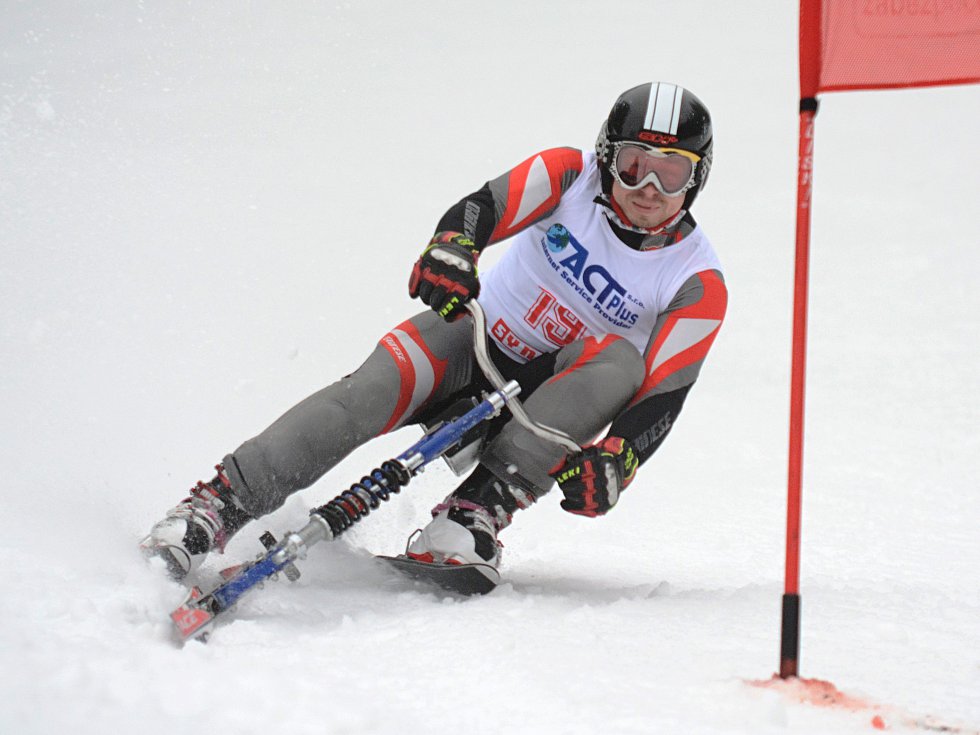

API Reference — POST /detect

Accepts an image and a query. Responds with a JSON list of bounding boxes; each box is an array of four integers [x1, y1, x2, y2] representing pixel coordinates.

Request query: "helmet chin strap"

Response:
[[594, 194, 686, 237]]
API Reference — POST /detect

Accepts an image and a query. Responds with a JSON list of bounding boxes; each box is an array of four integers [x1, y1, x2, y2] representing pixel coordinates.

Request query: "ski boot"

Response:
[[407, 464, 535, 569], [140, 464, 253, 580]]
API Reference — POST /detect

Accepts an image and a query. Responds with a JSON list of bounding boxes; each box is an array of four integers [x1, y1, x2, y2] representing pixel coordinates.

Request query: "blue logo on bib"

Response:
[[545, 224, 570, 253]]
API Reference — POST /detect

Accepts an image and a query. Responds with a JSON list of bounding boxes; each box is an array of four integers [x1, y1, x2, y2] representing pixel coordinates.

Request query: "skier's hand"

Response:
[[408, 232, 481, 321], [551, 437, 638, 517]]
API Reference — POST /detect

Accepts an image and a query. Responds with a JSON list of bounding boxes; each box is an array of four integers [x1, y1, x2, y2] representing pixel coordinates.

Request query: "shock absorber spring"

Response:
[[312, 460, 413, 538]]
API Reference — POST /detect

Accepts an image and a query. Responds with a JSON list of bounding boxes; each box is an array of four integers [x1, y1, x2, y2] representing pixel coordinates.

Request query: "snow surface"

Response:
[[1, 2, 978, 734]]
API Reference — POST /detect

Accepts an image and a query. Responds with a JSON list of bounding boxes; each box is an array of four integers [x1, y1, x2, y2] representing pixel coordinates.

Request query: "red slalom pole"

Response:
[[781, 98, 818, 679]]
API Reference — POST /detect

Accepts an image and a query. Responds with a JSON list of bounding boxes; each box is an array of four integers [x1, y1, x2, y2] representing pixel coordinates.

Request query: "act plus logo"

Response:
[[541, 223, 639, 328]]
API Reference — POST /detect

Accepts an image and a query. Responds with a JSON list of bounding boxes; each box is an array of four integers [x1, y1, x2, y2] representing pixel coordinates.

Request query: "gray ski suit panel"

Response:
[[222, 348, 402, 518], [224, 310, 473, 518], [479, 335, 644, 493], [224, 309, 644, 519]]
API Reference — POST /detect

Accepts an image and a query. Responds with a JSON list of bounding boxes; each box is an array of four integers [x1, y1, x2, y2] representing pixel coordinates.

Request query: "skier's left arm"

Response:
[[553, 270, 728, 516]]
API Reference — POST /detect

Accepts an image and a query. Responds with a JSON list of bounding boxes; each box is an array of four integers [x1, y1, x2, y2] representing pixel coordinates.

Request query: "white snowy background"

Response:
[[1, 2, 977, 734]]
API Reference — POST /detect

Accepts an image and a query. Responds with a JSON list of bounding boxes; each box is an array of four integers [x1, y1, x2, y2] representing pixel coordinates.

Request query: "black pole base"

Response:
[[779, 593, 801, 679]]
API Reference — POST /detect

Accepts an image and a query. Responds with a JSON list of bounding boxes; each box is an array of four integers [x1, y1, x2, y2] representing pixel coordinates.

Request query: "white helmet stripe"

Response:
[[669, 85, 684, 134], [644, 82, 683, 135], [643, 83, 659, 131]]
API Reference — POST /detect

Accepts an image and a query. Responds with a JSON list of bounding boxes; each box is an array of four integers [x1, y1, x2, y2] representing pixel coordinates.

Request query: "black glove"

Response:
[[552, 437, 638, 517], [408, 232, 481, 321]]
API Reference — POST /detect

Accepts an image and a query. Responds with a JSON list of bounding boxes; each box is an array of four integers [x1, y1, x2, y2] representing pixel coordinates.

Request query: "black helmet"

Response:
[[596, 82, 713, 210]]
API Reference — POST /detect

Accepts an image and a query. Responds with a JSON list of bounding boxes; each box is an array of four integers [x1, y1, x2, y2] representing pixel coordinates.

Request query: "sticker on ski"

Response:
[[170, 586, 216, 642]]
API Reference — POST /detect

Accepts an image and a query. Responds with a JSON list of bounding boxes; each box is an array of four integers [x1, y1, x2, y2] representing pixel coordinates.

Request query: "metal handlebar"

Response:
[[465, 300, 581, 454]]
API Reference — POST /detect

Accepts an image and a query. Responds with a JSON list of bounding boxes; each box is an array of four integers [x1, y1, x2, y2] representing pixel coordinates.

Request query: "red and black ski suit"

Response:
[[222, 147, 727, 518]]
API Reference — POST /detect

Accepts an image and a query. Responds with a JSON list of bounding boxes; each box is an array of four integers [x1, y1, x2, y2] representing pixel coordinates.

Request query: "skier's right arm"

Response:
[[409, 148, 585, 319]]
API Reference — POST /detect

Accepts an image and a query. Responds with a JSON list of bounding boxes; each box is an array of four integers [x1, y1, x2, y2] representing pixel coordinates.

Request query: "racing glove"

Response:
[[408, 231, 481, 321], [552, 437, 638, 517]]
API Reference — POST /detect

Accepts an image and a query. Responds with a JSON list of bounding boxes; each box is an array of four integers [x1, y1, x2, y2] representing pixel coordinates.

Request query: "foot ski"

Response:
[[377, 554, 499, 595], [155, 378, 522, 644], [166, 531, 305, 645], [170, 585, 218, 642]]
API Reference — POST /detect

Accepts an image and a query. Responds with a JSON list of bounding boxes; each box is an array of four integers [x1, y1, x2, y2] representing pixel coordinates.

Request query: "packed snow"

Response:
[[1, 2, 978, 734]]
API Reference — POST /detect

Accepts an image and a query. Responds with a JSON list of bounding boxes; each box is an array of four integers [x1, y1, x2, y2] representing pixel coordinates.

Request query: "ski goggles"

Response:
[[610, 142, 700, 197]]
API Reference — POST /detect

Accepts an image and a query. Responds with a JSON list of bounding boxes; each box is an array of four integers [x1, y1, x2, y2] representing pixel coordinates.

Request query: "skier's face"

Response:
[[611, 181, 685, 229]]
